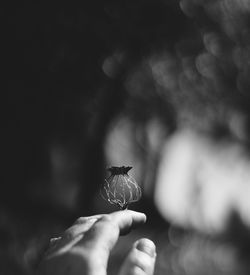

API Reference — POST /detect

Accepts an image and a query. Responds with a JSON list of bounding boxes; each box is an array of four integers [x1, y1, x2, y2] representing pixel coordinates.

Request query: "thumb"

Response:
[[119, 238, 156, 275]]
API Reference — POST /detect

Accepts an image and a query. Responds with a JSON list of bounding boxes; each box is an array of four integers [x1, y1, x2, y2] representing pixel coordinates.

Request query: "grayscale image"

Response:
[[2, 1, 250, 274]]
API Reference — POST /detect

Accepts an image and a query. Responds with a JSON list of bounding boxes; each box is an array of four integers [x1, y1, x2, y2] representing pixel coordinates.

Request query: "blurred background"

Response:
[[2, 0, 250, 274]]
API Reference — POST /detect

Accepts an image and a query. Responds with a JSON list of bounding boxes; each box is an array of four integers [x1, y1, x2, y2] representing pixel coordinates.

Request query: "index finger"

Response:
[[77, 210, 146, 273]]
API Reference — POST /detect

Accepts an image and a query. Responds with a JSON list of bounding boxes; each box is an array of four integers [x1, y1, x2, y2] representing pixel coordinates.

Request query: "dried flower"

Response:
[[101, 166, 142, 210]]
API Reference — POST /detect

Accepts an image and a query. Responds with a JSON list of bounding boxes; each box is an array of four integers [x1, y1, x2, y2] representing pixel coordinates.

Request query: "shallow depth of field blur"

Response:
[[3, 0, 250, 274]]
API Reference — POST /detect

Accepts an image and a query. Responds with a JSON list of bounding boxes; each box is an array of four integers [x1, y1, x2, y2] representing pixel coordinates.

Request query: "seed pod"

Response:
[[101, 166, 142, 210]]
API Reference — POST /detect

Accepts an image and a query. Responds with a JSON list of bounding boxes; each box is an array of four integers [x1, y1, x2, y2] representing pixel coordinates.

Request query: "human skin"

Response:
[[37, 210, 156, 275]]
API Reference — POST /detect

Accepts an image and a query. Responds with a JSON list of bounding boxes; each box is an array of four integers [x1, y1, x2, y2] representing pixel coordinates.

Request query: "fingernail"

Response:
[[135, 239, 156, 258], [50, 237, 61, 243], [87, 218, 98, 224]]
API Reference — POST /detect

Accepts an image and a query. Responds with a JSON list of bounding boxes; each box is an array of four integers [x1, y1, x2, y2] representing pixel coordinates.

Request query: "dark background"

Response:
[[2, 0, 250, 274]]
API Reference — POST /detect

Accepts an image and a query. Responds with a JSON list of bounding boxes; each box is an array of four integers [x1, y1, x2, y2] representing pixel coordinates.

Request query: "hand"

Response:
[[37, 210, 156, 275]]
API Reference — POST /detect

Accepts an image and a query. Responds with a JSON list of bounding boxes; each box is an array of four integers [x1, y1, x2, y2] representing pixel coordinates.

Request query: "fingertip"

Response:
[[110, 210, 147, 230], [119, 239, 156, 275], [130, 211, 147, 225], [114, 210, 146, 219], [134, 238, 156, 258], [124, 210, 147, 224]]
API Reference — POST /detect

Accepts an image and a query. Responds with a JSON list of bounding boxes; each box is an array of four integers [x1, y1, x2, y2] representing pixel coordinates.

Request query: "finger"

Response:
[[77, 210, 146, 272], [80, 210, 146, 249], [119, 238, 156, 275], [72, 215, 103, 226], [63, 215, 102, 240], [46, 215, 102, 257]]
